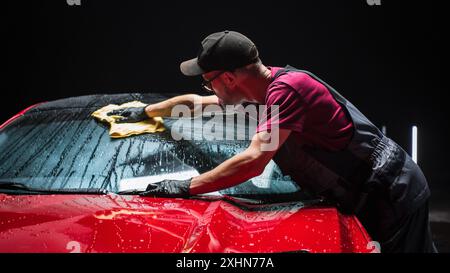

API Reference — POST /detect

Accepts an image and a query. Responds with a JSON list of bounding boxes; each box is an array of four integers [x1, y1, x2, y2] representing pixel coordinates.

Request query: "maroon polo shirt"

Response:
[[256, 67, 354, 151]]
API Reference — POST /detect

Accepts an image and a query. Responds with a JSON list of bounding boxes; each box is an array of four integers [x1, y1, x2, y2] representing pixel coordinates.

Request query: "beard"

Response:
[[219, 86, 246, 106]]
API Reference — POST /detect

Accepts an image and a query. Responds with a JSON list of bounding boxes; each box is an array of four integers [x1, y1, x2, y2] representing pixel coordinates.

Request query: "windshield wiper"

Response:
[[116, 189, 145, 195], [0, 181, 109, 195]]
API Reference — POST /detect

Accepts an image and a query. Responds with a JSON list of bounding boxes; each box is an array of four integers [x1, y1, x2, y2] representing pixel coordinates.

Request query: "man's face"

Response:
[[202, 71, 246, 105]]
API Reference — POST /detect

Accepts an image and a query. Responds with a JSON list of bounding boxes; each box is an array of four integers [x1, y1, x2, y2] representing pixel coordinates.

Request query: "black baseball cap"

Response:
[[180, 30, 259, 76]]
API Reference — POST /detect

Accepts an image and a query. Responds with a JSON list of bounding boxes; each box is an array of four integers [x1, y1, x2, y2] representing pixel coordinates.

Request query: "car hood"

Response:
[[0, 193, 371, 253]]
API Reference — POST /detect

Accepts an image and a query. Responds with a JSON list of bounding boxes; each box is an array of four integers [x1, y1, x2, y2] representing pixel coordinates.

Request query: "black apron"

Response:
[[270, 66, 431, 246]]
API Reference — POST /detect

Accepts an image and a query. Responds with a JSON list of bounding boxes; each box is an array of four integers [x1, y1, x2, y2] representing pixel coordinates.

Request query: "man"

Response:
[[107, 30, 437, 253]]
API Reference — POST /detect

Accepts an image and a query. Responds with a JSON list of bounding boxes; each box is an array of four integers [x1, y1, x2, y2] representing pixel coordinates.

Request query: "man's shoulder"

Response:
[[268, 69, 321, 101]]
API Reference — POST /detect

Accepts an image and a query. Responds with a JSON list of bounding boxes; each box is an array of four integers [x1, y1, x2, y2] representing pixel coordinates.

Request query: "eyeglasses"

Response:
[[201, 71, 225, 92]]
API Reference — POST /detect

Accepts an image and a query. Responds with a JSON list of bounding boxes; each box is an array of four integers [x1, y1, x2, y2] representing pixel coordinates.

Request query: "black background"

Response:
[[4, 1, 447, 192]]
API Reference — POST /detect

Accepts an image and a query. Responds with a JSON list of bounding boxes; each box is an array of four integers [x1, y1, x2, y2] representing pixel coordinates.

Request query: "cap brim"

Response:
[[180, 58, 205, 76]]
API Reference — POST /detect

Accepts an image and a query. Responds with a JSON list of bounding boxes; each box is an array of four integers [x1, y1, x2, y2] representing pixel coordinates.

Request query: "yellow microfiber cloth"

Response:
[[91, 101, 165, 138]]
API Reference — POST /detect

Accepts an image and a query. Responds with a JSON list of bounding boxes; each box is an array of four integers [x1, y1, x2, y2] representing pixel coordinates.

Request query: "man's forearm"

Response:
[[189, 150, 265, 195], [188, 130, 291, 195], [145, 94, 218, 117]]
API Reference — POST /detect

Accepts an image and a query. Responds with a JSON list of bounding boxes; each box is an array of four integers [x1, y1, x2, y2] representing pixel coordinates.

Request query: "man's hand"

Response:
[[139, 179, 192, 197], [106, 106, 149, 123]]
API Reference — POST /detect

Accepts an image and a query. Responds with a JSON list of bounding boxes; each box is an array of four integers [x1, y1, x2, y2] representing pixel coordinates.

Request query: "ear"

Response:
[[222, 71, 238, 88]]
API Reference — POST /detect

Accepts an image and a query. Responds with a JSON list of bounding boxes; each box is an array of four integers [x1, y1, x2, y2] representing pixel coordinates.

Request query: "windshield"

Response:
[[0, 100, 301, 197]]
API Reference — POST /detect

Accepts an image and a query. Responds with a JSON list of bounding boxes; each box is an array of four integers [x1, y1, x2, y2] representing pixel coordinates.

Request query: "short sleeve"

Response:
[[256, 83, 306, 133]]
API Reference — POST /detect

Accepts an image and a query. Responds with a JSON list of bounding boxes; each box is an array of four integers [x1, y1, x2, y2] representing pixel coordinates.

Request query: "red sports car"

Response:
[[0, 93, 373, 253]]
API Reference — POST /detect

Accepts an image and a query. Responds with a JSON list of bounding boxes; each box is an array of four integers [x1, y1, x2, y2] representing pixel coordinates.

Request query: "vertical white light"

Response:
[[381, 125, 387, 135], [412, 126, 418, 163]]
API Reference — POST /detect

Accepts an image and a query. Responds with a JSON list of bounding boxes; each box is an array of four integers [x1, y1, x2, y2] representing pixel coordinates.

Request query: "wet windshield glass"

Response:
[[0, 106, 300, 196]]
